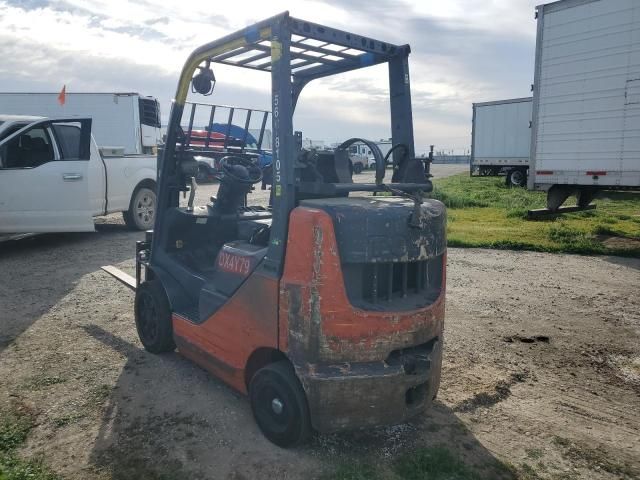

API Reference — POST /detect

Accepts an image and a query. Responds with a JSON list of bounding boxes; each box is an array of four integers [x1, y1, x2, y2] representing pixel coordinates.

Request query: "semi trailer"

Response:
[[529, 0, 640, 210], [470, 97, 532, 187]]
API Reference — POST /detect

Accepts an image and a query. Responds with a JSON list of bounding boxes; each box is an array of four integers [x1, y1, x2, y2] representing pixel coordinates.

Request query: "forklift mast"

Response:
[[155, 12, 422, 275]]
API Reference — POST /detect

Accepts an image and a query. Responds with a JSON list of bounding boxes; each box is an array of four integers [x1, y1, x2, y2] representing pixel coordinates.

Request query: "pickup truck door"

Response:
[[0, 118, 95, 233]]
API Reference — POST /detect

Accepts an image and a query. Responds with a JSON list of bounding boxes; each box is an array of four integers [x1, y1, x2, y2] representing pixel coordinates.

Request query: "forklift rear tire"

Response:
[[249, 361, 311, 447], [134, 280, 175, 354]]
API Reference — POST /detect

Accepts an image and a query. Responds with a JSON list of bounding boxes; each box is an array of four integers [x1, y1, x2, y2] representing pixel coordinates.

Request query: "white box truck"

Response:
[[529, 0, 640, 210], [470, 97, 532, 187], [0, 92, 161, 155]]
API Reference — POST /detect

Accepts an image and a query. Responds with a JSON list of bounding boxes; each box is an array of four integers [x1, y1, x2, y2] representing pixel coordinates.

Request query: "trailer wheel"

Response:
[[505, 168, 527, 188], [249, 360, 311, 447], [353, 162, 363, 174], [124, 184, 156, 231], [134, 280, 175, 353]]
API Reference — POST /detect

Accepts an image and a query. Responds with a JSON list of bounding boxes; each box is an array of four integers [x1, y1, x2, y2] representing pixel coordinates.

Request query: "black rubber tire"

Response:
[[352, 162, 363, 174], [134, 280, 175, 354], [123, 185, 156, 231], [505, 168, 527, 188], [369, 161, 377, 171], [249, 361, 311, 447]]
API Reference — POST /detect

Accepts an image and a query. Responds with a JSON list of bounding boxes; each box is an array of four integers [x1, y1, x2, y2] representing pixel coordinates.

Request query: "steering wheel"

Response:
[[337, 138, 386, 185], [219, 155, 262, 185], [385, 144, 411, 180], [384, 143, 409, 167]]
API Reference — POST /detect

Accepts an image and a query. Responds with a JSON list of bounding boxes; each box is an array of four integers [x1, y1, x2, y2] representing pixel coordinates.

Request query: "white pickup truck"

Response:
[[0, 115, 157, 237]]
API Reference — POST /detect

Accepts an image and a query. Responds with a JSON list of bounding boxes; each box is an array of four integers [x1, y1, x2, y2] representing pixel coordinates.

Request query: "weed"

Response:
[[321, 462, 381, 480], [525, 448, 544, 460], [593, 225, 618, 236], [21, 375, 66, 391], [0, 454, 62, 480], [552, 436, 637, 477], [547, 224, 587, 244], [0, 410, 33, 453], [0, 405, 61, 480], [394, 446, 482, 480], [52, 413, 84, 428], [86, 384, 112, 410], [520, 462, 543, 479]]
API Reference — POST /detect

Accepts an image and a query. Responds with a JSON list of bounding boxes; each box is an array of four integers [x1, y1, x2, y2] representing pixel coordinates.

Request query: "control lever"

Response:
[[187, 176, 197, 211]]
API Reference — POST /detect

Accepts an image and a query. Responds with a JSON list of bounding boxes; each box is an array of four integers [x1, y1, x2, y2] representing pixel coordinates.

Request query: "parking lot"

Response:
[[1, 164, 639, 479]]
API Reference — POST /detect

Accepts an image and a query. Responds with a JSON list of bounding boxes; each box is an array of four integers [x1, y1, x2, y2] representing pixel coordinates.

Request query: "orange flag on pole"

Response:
[[58, 85, 66, 105]]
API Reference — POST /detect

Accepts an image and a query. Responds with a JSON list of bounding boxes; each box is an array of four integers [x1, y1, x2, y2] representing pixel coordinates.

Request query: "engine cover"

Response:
[[299, 197, 446, 263]]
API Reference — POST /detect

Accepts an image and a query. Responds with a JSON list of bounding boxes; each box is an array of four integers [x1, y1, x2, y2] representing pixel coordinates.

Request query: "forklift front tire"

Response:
[[249, 361, 311, 447], [134, 280, 175, 354]]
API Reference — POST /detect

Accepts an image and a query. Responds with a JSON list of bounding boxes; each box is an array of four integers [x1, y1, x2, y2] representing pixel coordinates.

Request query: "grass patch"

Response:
[[394, 446, 483, 480], [429, 174, 640, 257], [21, 375, 66, 391], [51, 413, 84, 429], [320, 462, 381, 480], [0, 410, 33, 453], [552, 436, 637, 477], [525, 448, 544, 460], [0, 404, 61, 480]]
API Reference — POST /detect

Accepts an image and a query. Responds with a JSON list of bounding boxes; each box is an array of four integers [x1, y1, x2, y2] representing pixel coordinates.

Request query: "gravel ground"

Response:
[[1, 163, 639, 479]]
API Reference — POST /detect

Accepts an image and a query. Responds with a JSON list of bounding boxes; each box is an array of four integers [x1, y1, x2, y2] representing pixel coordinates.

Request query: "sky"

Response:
[[0, 0, 541, 154]]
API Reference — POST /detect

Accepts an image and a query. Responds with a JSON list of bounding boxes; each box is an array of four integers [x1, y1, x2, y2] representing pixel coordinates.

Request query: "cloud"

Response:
[[0, 0, 540, 153]]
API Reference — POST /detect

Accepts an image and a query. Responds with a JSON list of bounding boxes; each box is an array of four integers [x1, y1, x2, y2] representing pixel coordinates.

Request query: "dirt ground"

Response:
[[1, 164, 639, 479]]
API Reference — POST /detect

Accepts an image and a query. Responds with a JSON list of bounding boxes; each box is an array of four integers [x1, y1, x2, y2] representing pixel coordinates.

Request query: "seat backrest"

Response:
[[29, 137, 52, 166]]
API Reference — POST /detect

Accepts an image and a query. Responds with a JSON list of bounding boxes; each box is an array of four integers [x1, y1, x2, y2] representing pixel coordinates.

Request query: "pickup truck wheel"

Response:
[[353, 162, 363, 174], [135, 280, 175, 353], [124, 186, 156, 230], [249, 361, 311, 447]]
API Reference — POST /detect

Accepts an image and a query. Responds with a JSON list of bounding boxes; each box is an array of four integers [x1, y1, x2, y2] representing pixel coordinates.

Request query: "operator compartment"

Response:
[[199, 239, 267, 320], [213, 241, 267, 296], [300, 196, 446, 311]]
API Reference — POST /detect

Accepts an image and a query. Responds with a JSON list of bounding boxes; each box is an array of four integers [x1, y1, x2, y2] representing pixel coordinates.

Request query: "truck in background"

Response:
[[0, 115, 157, 237], [470, 97, 532, 187], [0, 92, 161, 155], [529, 0, 639, 210], [348, 139, 392, 173]]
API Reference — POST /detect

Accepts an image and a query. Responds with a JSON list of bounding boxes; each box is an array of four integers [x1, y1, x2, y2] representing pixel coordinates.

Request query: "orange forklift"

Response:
[[105, 12, 446, 447]]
